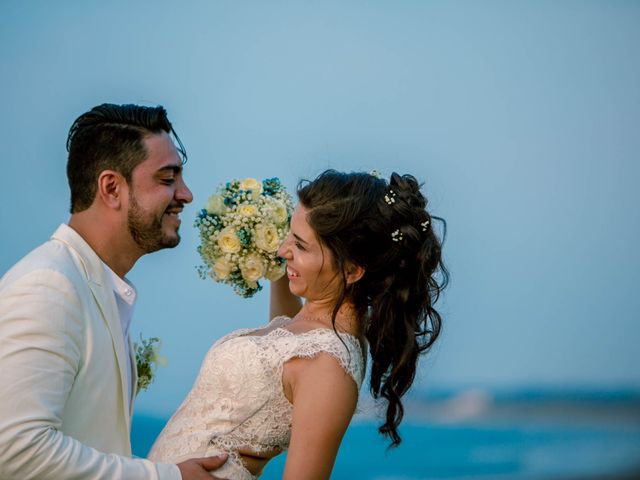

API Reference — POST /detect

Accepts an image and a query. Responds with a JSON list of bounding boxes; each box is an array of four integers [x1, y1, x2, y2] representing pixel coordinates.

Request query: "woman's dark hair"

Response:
[[66, 103, 186, 213], [297, 169, 448, 447]]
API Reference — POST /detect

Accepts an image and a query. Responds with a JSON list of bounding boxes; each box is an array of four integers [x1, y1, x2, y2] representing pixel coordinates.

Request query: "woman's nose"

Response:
[[277, 236, 292, 258]]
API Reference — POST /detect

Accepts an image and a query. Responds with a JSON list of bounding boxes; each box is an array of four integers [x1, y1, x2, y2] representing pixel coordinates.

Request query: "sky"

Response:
[[1, 0, 639, 417]]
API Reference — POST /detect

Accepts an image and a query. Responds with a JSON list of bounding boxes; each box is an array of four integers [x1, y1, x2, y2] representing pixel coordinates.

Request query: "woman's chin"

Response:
[[287, 282, 304, 298]]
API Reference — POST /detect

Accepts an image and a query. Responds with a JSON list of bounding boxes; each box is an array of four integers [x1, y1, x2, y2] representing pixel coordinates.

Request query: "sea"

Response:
[[131, 389, 640, 479]]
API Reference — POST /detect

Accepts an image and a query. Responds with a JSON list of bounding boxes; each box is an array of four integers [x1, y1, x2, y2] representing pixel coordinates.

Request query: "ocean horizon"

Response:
[[131, 388, 640, 479]]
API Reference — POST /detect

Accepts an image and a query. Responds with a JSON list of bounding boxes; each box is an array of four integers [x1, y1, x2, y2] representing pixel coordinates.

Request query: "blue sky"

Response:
[[1, 1, 639, 416]]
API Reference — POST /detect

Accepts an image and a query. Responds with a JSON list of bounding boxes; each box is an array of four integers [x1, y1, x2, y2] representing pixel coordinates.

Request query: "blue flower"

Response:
[[223, 194, 237, 207], [262, 177, 283, 196], [237, 228, 252, 247]]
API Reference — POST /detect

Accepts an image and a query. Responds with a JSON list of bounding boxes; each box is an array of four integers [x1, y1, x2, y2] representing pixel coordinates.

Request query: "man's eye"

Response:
[[161, 178, 175, 184]]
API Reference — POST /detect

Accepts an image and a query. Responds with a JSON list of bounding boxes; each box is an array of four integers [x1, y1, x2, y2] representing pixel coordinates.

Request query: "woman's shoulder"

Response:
[[284, 328, 366, 389]]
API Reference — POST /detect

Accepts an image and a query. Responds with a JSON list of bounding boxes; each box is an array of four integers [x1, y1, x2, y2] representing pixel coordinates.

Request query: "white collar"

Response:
[[102, 262, 137, 306]]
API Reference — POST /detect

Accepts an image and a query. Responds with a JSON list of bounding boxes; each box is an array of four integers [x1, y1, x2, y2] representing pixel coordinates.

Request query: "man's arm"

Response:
[[0, 269, 182, 480]]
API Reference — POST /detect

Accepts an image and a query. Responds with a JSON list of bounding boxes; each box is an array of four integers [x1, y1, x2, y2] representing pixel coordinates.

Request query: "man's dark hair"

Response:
[[66, 103, 187, 213]]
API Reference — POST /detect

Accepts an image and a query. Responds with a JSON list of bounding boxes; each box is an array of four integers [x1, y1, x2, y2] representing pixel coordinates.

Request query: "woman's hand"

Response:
[[269, 274, 302, 320]]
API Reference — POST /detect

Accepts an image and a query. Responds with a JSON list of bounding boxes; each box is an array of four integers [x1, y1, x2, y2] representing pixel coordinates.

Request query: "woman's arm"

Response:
[[282, 353, 359, 480], [269, 275, 302, 320]]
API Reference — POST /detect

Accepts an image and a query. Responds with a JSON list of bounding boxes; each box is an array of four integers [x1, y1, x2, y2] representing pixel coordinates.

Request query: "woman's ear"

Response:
[[344, 262, 365, 286]]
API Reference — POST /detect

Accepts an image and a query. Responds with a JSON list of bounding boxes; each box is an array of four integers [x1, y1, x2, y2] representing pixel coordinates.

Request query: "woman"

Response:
[[148, 170, 448, 479]]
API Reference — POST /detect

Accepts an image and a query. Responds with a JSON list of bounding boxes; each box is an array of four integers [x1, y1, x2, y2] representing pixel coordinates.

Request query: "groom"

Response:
[[0, 104, 227, 479]]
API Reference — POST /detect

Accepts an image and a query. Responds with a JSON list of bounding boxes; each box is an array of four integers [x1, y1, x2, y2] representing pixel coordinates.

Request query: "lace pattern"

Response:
[[148, 316, 365, 478]]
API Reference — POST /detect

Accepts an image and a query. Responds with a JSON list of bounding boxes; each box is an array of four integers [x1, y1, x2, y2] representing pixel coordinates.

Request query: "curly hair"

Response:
[[297, 169, 448, 447]]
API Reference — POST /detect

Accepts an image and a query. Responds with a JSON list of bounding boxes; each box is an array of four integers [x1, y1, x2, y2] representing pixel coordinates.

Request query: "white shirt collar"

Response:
[[103, 263, 137, 306]]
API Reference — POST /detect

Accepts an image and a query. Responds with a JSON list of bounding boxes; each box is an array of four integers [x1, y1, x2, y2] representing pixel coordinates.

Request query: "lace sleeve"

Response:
[[279, 330, 365, 390]]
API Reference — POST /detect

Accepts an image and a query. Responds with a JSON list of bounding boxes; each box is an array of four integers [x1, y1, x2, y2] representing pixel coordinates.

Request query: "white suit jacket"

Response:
[[0, 224, 181, 480]]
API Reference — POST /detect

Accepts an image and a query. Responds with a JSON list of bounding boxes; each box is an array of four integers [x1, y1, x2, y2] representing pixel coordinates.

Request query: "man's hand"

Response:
[[177, 454, 228, 480]]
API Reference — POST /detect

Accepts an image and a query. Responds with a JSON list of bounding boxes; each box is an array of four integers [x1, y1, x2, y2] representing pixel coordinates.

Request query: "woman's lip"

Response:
[[287, 266, 300, 278]]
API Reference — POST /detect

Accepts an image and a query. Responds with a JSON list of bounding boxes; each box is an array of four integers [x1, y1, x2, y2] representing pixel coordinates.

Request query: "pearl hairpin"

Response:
[[384, 190, 397, 205], [391, 229, 403, 242]]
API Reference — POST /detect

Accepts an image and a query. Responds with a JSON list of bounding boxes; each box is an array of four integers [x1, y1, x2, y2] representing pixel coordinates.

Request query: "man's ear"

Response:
[[344, 261, 365, 286], [96, 170, 126, 209]]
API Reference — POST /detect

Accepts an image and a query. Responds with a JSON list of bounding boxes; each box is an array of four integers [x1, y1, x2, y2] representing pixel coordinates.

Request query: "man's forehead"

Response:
[[140, 133, 182, 170]]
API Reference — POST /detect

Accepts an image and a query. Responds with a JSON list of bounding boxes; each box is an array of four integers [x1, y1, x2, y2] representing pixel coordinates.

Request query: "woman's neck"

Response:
[[295, 302, 360, 336]]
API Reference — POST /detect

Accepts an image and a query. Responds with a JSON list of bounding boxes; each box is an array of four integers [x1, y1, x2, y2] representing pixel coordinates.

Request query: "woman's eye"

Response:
[[295, 241, 306, 251]]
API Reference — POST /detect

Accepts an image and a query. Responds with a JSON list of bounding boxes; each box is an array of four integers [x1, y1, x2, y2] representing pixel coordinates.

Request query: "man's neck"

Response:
[[68, 212, 142, 278]]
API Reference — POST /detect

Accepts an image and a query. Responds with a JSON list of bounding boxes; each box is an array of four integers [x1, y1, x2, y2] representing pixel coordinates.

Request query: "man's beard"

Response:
[[127, 193, 180, 253]]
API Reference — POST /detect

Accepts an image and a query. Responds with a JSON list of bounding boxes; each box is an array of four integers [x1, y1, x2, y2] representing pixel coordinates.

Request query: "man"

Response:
[[0, 104, 226, 479]]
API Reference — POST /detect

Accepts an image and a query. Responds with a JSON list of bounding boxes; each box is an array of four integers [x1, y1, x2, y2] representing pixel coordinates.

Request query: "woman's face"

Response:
[[277, 205, 342, 303]]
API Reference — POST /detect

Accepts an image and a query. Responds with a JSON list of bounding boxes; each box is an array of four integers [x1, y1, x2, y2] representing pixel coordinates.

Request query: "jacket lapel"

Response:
[[129, 335, 138, 415], [52, 225, 133, 435]]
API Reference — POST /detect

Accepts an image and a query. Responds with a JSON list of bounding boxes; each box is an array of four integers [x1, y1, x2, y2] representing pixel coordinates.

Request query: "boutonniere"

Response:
[[134, 335, 167, 392]]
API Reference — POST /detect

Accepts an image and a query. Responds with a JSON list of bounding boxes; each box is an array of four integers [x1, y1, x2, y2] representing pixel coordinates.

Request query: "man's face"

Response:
[[126, 132, 193, 253]]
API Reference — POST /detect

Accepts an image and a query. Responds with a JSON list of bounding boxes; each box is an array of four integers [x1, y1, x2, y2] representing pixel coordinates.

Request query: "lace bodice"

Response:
[[148, 316, 365, 479]]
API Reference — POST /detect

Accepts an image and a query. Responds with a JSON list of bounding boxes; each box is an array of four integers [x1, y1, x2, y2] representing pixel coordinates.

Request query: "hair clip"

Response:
[[391, 229, 403, 242], [384, 190, 397, 205], [421, 220, 430, 231], [369, 169, 383, 179]]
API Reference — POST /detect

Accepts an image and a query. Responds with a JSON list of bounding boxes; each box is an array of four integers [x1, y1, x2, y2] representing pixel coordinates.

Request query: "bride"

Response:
[[148, 169, 447, 479]]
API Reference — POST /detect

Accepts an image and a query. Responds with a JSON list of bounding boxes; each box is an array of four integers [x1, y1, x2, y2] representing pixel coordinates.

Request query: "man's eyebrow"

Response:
[[293, 233, 308, 245], [156, 164, 183, 174]]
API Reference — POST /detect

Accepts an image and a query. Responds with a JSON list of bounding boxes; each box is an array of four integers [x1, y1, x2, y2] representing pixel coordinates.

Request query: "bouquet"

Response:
[[195, 177, 294, 298]]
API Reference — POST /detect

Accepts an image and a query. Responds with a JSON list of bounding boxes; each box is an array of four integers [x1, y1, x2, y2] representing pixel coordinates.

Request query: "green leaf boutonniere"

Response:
[[134, 335, 167, 392]]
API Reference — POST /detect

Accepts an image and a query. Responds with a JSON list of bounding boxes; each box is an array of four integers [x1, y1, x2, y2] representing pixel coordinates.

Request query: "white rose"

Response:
[[265, 263, 286, 281], [240, 253, 266, 283], [237, 203, 258, 217], [213, 256, 234, 280], [217, 227, 241, 253], [254, 223, 281, 253], [266, 198, 288, 225], [240, 177, 263, 194], [205, 194, 226, 215]]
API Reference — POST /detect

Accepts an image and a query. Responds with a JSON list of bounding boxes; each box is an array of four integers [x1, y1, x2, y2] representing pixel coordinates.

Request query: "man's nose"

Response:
[[176, 178, 193, 204]]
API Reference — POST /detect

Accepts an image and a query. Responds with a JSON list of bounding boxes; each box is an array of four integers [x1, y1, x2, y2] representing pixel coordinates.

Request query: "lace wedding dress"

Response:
[[148, 316, 365, 479]]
